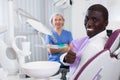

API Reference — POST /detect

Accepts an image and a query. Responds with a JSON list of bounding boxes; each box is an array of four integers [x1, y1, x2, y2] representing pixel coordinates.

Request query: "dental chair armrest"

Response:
[[113, 47, 120, 59], [60, 53, 70, 66]]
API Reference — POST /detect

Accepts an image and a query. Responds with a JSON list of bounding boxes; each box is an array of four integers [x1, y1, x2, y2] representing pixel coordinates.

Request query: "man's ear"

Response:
[[104, 20, 108, 28]]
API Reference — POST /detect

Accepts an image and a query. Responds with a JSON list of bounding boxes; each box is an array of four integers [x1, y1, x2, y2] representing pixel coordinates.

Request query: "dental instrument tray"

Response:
[[50, 44, 68, 49], [35, 44, 68, 49]]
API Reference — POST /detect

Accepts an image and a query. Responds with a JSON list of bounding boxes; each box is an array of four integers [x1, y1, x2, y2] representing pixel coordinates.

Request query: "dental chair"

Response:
[[72, 29, 120, 80]]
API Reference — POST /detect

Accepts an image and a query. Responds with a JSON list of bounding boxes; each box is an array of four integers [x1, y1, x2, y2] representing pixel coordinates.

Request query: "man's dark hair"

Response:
[[88, 4, 108, 21]]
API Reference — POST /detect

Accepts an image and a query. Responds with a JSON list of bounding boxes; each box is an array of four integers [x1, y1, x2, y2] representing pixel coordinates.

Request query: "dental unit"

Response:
[[12, 5, 61, 80], [0, 0, 61, 80]]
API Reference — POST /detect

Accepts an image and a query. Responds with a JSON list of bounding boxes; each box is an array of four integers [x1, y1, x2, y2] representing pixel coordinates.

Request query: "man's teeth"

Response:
[[87, 28, 93, 31]]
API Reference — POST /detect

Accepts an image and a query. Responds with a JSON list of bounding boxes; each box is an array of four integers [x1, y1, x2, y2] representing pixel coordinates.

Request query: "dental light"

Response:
[[26, 19, 52, 35], [53, 0, 72, 9]]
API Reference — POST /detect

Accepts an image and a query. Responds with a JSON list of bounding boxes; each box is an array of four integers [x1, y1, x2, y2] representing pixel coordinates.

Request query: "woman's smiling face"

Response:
[[52, 14, 64, 30]]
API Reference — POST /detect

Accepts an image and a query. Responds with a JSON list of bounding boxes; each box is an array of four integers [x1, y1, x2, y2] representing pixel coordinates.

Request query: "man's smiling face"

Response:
[[84, 10, 107, 38]]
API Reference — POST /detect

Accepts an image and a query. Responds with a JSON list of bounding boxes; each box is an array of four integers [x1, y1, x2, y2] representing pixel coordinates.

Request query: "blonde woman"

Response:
[[46, 13, 73, 80]]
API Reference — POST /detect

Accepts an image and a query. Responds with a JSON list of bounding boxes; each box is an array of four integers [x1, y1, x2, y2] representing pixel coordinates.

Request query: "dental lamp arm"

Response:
[[16, 8, 39, 21], [16, 8, 52, 34]]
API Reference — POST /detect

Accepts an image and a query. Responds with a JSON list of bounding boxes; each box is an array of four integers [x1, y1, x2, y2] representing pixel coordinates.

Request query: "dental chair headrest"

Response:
[[104, 29, 120, 58]]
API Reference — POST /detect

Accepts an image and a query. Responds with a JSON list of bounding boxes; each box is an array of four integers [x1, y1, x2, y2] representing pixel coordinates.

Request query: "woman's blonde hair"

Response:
[[49, 12, 65, 27]]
